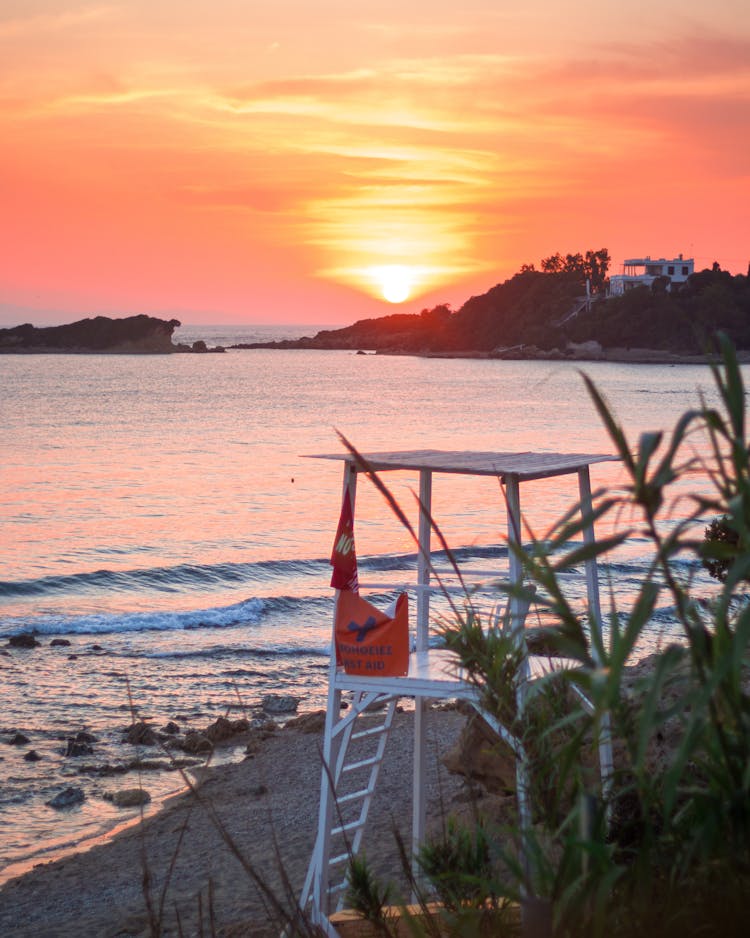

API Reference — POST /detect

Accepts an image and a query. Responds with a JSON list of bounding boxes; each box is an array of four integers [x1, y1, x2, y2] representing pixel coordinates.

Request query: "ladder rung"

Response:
[[342, 755, 381, 773], [332, 818, 364, 837], [337, 787, 371, 805], [329, 851, 350, 867], [327, 880, 347, 896], [351, 724, 389, 740]]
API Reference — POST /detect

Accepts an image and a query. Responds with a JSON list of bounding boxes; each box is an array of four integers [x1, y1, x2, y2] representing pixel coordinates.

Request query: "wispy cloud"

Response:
[[0, 3, 115, 38]]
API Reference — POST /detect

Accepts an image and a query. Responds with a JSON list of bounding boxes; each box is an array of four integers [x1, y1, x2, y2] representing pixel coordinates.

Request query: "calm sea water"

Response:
[[0, 324, 732, 879]]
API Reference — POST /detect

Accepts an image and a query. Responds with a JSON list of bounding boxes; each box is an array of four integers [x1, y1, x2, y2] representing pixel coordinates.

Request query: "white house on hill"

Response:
[[609, 255, 695, 295]]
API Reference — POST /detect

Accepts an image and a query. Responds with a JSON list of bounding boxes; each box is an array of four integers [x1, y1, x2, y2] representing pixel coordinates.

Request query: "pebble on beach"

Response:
[[282, 710, 326, 734], [104, 788, 151, 808]]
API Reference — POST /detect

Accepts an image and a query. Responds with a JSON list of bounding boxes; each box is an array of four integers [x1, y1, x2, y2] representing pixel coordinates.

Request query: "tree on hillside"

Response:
[[419, 304, 452, 328], [585, 248, 611, 292], [540, 252, 566, 273], [538, 248, 610, 292]]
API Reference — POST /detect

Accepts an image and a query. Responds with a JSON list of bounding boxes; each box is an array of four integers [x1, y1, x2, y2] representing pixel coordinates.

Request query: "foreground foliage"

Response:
[[346, 335, 750, 937]]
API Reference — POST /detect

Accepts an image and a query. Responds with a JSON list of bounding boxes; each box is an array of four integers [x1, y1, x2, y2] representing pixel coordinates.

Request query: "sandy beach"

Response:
[[0, 708, 470, 937]]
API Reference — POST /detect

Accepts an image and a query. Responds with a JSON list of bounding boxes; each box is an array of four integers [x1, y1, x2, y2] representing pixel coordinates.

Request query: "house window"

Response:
[[668, 266, 675, 275], [682, 266, 689, 275]]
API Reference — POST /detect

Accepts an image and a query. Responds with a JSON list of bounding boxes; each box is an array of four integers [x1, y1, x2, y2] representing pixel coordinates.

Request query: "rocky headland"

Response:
[[232, 262, 750, 363], [0, 315, 225, 354]]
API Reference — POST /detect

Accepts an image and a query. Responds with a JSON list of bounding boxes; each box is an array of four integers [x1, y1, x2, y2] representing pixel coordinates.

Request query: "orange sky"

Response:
[[1, 0, 748, 325]]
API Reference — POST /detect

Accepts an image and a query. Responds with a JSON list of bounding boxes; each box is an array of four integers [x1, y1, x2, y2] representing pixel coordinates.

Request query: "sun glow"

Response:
[[322, 257, 482, 307], [372, 265, 415, 304]]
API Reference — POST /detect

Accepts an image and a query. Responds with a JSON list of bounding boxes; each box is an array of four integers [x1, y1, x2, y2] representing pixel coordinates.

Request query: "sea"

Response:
[[0, 322, 733, 882]]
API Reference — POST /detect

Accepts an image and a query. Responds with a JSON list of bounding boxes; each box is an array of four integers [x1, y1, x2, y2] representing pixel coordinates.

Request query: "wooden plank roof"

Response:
[[308, 449, 617, 481]]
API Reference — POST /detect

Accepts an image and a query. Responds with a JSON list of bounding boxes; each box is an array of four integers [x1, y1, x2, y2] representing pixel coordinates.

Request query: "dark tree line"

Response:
[[522, 248, 611, 293]]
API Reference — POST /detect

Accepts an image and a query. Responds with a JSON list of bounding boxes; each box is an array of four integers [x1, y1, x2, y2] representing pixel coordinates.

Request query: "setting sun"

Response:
[[374, 265, 415, 304]]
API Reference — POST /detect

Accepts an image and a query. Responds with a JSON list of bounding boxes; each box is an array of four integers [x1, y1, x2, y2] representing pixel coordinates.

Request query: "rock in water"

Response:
[[203, 716, 250, 742], [74, 731, 97, 743], [261, 694, 300, 715], [8, 634, 39, 649], [65, 737, 94, 757], [46, 787, 85, 810], [181, 732, 212, 754], [124, 722, 158, 746]]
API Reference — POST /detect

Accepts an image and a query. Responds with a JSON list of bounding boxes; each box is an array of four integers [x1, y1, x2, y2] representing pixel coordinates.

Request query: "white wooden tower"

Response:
[[299, 450, 616, 935]]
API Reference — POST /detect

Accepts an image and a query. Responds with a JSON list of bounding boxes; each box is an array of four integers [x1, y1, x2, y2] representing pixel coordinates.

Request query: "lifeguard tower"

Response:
[[299, 450, 616, 934]]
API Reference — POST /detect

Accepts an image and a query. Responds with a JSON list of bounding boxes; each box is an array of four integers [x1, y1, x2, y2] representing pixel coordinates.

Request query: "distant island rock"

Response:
[[0, 315, 225, 354]]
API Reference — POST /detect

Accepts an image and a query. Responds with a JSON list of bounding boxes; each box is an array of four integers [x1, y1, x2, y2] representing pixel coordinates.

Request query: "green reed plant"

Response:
[[340, 335, 750, 937], [416, 817, 494, 911], [494, 335, 750, 935], [345, 853, 398, 936]]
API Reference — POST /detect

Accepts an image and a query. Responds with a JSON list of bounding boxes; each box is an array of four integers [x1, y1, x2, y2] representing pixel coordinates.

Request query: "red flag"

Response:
[[330, 490, 359, 592]]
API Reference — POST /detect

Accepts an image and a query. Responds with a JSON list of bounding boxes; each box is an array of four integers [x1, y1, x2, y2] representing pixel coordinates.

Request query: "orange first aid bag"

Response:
[[335, 591, 409, 677]]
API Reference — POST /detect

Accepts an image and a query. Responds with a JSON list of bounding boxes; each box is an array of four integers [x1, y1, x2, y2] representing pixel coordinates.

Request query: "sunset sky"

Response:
[[1, 0, 748, 326]]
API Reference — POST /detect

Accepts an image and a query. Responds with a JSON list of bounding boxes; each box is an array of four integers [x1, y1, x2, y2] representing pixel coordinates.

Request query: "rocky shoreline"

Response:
[[1, 632, 319, 896], [3, 314, 742, 363], [421, 342, 750, 365], [0, 706, 468, 937], [231, 338, 748, 366]]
